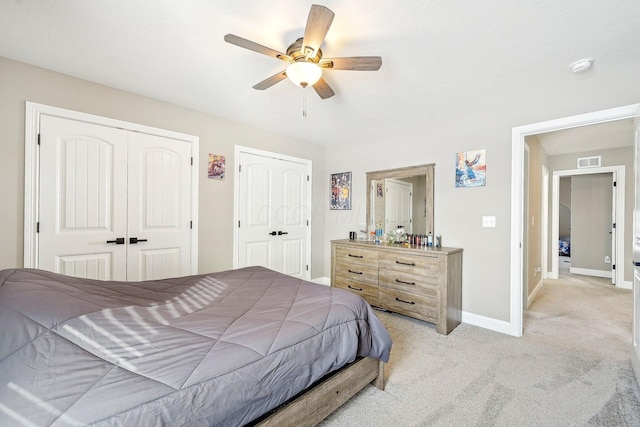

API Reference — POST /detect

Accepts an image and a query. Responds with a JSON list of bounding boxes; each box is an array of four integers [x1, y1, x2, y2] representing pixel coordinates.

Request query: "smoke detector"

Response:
[[570, 58, 593, 73]]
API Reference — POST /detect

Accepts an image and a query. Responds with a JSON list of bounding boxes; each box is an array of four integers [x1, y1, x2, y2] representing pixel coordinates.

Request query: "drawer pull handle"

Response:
[[348, 254, 364, 258], [348, 285, 363, 291], [395, 297, 416, 305], [347, 269, 363, 275], [396, 279, 416, 286], [395, 261, 416, 266]]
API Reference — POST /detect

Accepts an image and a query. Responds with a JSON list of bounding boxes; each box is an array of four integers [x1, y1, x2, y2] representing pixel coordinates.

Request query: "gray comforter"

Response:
[[0, 267, 392, 426]]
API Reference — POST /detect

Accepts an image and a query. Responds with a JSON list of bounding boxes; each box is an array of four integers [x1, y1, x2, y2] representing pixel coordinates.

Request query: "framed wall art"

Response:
[[455, 149, 486, 188], [330, 172, 351, 210], [208, 154, 225, 180]]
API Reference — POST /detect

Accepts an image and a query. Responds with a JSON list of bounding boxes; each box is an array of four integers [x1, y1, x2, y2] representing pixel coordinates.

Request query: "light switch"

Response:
[[482, 216, 496, 228]]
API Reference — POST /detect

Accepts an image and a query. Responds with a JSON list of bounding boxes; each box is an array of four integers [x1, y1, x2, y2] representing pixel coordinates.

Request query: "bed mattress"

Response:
[[0, 266, 392, 426]]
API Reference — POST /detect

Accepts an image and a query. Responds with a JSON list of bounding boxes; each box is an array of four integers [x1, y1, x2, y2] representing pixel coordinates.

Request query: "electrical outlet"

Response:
[[605, 256, 611, 264]]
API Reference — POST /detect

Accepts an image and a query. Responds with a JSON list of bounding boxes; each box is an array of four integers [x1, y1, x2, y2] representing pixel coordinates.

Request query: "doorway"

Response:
[[233, 146, 312, 280], [550, 168, 623, 284], [509, 103, 640, 337]]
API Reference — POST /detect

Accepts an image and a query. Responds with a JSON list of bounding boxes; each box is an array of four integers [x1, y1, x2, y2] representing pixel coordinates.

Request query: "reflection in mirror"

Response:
[[366, 164, 434, 236], [371, 176, 425, 234]]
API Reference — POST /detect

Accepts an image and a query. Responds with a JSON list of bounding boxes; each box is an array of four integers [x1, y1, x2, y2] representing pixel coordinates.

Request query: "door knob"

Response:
[[268, 231, 277, 236], [278, 231, 288, 235], [106, 237, 125, 245], [129, 237, 148, 244]]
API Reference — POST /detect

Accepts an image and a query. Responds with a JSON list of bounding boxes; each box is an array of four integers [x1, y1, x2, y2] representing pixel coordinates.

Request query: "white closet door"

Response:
[[238, 157, 275, 270], [126, 132, 192, 281], [279, 161, 309, 277], [237, 151, 309, 279], [38, 115, 128, 280], [38, 115, 193, 281]]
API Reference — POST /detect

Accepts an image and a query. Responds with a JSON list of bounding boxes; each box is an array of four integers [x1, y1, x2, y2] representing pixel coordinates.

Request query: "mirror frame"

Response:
[[366, 163, 435, 236]]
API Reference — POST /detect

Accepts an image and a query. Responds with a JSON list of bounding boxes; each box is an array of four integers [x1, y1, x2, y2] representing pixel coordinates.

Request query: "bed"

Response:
[[0, 266, 392, 426], [559, 237, 571, 256]]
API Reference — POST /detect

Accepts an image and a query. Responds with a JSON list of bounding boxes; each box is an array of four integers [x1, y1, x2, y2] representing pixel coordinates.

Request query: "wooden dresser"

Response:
[[331, 239, 462, 335]]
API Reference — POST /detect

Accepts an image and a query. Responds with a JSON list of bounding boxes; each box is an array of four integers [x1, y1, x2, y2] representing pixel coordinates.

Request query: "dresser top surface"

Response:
[[331, 239, 462, 255]]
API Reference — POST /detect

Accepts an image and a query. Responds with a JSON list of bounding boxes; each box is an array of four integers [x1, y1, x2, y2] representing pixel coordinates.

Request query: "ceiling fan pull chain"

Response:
[[302, 89, 308, 118]]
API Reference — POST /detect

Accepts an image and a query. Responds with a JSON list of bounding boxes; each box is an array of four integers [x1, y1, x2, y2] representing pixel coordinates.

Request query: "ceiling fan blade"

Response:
[[224, 34, 291, 61], [253, 70, 288, 90], [302, 5, 335, 58], [320, 56, 382, 71], [312, 77, 335, 99]]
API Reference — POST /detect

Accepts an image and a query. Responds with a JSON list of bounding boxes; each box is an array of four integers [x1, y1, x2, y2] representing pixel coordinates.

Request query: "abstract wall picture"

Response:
[[377, 182, 384, 197], [330, 172, 351, 210], [208, 154, 225, 180], [456, 149, 486, 187]]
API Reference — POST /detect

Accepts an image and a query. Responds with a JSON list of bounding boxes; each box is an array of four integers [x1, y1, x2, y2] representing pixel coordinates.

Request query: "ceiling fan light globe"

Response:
[[286, 62, 322, 88]]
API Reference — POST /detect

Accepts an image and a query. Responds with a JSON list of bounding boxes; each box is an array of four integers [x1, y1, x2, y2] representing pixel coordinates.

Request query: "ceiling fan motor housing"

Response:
[[287, 37, 323, 64]]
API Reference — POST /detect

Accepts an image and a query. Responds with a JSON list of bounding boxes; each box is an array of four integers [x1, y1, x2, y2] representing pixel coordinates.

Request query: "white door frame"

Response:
[[632, 109, 640, 385], [510, 103, 640, 337], [550, 167, 624, 286], [23, 102, 199, 273], [522, 143, 530, 309], [541, 165, 549, 281], [232, 145, 312, 279]]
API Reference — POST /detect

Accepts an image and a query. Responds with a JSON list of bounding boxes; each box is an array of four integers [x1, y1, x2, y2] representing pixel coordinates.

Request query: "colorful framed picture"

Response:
[[208, 154, 225, 180], [456, 149, 486, 188], [330, 172, 351, 210]]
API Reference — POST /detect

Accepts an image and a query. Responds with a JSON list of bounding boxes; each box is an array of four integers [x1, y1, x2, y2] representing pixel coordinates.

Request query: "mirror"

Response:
[[366, 164, 434, 236]]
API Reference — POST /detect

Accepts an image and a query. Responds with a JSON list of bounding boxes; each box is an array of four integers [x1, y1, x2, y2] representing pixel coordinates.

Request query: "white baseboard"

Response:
[[527, 278, 544, 308], [569, 267, 612, 278], [618, 280, 633, 290], [461, 311, 512, 335], [311, 276, 330, 286]]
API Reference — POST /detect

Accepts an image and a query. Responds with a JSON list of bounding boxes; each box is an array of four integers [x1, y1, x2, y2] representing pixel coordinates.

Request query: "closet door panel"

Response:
[[38, 115, 128, 281], [127, 132, 192, 281]]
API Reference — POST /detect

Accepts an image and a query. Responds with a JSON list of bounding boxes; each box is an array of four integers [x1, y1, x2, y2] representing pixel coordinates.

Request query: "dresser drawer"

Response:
[[334, 277, 379, 306], [378, 270, 438, 297], [335, 246, 379, 267], [378, 287, 437, 322], [335, 258, 378, 285], [379, 251, 441, 281]]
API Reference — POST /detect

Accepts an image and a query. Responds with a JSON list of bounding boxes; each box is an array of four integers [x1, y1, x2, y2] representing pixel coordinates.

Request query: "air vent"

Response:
[[577, 155, 601, 169]]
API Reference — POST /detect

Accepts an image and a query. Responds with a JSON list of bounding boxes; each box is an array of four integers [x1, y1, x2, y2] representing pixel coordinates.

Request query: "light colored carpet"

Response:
[[319, 270, 640, 426]]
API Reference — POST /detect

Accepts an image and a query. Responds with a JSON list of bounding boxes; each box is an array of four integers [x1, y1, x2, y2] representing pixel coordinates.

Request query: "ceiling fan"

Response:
[[224, 4, 382, 99]]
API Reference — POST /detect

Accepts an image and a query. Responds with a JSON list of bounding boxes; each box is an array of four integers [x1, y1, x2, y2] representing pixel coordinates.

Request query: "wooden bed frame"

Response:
[[253, 357, 385, 427]]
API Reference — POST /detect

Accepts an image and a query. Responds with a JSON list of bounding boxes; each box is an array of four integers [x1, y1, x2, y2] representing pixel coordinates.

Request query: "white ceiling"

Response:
[[1, 1, 639, 147]]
